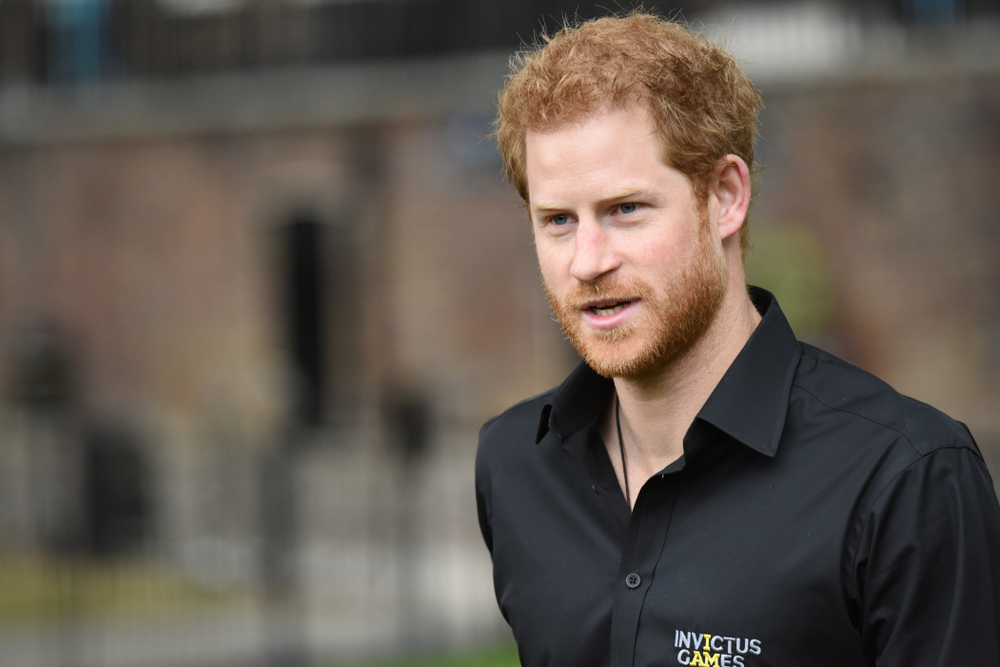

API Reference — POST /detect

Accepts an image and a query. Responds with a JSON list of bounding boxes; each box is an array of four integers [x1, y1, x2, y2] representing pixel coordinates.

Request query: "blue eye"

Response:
[[618, 202, 638, 214], [551, 214, 571, 225]]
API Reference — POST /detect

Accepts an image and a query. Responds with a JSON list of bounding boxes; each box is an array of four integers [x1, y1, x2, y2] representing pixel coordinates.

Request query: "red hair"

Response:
[[495, 12, 762, 253]]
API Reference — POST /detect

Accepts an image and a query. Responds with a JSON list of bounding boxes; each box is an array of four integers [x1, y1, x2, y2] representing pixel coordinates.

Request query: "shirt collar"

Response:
[[536, 286, 801, 458]]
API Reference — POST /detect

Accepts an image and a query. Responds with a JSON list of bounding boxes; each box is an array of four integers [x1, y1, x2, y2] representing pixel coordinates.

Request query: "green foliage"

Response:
[[744, 223, 836, 338]]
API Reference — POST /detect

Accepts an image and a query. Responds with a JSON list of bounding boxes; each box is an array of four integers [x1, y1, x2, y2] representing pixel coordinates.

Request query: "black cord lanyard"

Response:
[[615, 394, 631, 508]]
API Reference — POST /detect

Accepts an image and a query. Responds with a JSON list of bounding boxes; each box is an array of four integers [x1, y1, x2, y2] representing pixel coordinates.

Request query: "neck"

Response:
[[605, 281, 761, 503]]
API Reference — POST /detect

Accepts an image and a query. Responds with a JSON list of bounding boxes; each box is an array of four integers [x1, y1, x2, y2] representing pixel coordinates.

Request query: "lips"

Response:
[[589, 301, 632, 317], [561, 282, 647, 330]]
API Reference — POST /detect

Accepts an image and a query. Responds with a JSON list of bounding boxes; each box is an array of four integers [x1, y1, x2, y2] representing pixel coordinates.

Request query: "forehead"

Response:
[[524, 104, 670, 201]]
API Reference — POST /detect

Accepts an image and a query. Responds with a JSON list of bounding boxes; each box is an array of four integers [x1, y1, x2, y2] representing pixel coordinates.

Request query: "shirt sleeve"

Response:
[[850, 445, 1000, 666], [475, 419, 496, 557]]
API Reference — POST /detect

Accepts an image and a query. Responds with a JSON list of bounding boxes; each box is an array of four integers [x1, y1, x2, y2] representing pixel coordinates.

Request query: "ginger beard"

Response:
[[544, 210, 728, 379]]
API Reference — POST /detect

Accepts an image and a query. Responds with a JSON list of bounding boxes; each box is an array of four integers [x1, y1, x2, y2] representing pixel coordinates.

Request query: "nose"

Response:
[[570, 219, 620, 283]]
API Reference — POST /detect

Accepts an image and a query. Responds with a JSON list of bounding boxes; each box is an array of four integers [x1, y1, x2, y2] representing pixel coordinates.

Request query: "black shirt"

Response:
[[475, 288, 1000, 667]]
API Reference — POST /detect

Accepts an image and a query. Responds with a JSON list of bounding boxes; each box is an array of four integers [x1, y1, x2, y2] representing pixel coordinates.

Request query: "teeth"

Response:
[[592, 302, 628, 316]]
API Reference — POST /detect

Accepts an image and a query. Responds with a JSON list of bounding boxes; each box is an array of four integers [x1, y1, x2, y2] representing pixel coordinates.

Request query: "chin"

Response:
[[577, 337, 667, 379]]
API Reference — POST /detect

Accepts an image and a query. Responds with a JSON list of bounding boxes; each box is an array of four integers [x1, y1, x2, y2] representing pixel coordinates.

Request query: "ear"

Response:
[[710, 155, 751, 242]]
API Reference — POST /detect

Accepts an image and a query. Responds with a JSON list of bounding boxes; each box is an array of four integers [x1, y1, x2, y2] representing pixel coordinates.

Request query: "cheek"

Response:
[[629, 226, 701, 271], [535, 243, 568, 285], [628, 240, 674, 273]]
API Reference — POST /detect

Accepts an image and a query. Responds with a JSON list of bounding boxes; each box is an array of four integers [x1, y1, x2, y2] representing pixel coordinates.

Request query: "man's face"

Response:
[[525, 103, 728, 379]]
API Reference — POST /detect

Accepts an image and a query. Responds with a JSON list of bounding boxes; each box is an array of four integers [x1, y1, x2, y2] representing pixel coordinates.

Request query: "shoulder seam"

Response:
[[844, 446, 984, 584], [791, 382, 921, 456]]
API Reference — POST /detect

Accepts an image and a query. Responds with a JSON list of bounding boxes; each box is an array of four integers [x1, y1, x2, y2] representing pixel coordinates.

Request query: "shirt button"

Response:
[[625, 573, 641, 588]]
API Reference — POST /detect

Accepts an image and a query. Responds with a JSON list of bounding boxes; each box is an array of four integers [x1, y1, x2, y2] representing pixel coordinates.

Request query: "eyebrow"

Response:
[[600, 187, 651, 203], [530, 187, 655, 214], [529, 202, 567, 215]]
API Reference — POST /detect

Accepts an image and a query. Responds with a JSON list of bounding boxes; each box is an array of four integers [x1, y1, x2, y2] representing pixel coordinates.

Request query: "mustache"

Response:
[[557, 277, 652, 307]]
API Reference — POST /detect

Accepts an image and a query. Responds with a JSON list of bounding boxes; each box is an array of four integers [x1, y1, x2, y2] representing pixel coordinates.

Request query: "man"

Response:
[[475, 12, 1000, 667]]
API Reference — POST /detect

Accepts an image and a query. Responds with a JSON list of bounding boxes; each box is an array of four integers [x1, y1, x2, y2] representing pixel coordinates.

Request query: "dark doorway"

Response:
[[284, 213, 326, 426], [83, 428, 150, 558]]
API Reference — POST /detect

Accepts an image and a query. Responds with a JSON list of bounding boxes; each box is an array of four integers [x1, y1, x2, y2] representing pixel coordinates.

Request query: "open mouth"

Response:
[[589, 301, 632, 317]]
